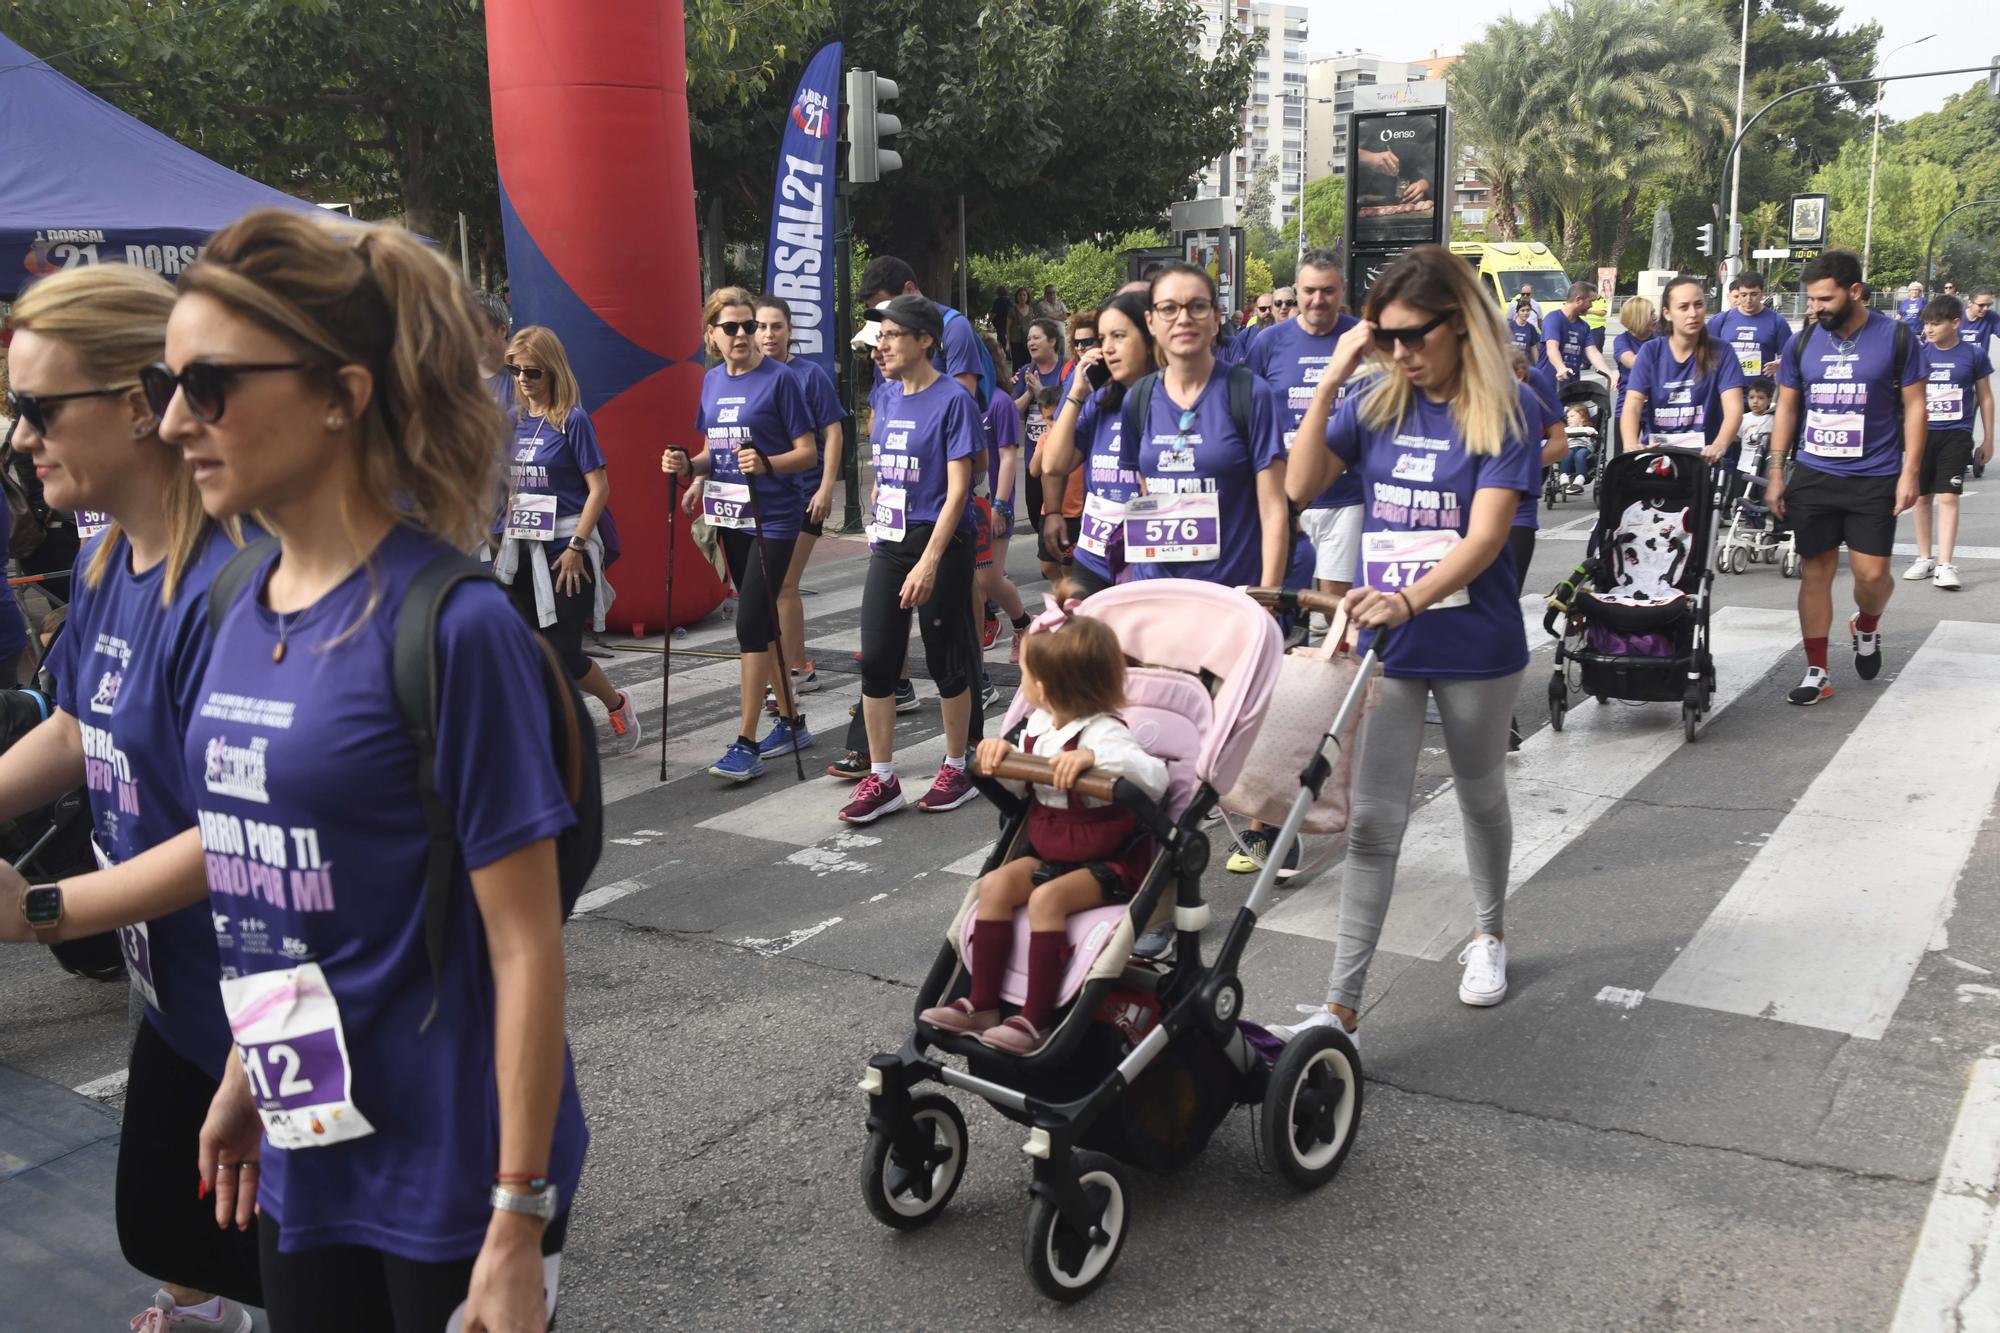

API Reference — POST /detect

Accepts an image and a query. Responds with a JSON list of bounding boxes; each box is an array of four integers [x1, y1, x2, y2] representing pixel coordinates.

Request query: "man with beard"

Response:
[[1768, 250, 1927, 706]]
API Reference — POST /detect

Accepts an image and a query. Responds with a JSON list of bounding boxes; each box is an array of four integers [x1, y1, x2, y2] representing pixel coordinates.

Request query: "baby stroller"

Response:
[[856, 582, 1377, 1301], [1544, 447, 1723, 743], [1716, 436, 1799, 579], [1542, 376, 1612, 508]]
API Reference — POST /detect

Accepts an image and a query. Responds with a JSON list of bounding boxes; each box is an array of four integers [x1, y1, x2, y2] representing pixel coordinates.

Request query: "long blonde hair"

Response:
[[505, 325, 582, 430], [178, 209, 503, 554], [1358, 246, 1524, 457], [4, 265, 238, 603]]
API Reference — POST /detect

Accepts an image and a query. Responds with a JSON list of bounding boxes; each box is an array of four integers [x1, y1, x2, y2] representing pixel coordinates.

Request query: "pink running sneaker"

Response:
[[838, 772, 905, 824], [917, 763, 979, 812]]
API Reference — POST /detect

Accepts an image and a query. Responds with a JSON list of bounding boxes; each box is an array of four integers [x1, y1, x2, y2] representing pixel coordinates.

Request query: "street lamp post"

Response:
[[1862, 34, 1935, 280], [1725, 0, 1752, 286]]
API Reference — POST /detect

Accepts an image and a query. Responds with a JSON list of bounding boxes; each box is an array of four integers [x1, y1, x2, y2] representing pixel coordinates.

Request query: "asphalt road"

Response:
[[5, 470, 1999, 1331]]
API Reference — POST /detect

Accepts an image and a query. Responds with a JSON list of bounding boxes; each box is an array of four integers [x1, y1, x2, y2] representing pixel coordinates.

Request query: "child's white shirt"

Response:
[[1004, 709, 1170, 807], [1739, 412, 1773, 474]]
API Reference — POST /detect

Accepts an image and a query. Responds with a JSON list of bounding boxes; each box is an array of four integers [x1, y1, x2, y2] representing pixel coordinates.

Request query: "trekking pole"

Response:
[[660, 453, 683, 782], [739, 464, 808, 783]]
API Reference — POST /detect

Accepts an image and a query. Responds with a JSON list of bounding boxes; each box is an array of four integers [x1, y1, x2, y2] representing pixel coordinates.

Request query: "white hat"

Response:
[[850, 305, 886, 351]]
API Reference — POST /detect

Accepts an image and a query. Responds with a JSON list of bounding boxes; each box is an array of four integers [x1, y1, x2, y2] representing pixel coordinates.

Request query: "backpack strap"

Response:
[[1119, 372, 1158, 472], [204, 537, 281, 637], [1892, 317, 1913, 385], [391, 550, 493, 1033], [1226, 363, 1256, 445]]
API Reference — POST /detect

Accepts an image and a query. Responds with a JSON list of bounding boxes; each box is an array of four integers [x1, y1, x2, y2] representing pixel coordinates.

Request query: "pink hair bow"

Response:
[[1025, 592, 1080, 636]]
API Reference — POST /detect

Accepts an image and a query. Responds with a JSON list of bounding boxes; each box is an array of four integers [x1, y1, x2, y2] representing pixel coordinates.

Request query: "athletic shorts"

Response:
[[971, 496, 995, 569], [1786, 462, 1898, 558], [1919, 430, 1973, 496], [802, 514, 825, 538], [1297, 504, 1365, 584]]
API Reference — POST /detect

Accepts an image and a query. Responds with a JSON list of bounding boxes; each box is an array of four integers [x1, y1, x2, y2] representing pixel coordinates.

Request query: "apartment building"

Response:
[[1189, 0, 1310, 230]]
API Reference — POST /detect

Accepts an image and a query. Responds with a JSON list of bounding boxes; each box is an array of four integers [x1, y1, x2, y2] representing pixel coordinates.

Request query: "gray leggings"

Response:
[[1325, 670, 1522, 1010]]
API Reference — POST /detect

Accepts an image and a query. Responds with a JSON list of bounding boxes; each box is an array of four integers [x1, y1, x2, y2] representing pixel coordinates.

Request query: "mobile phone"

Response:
[[1085, 359, 1111, 391]]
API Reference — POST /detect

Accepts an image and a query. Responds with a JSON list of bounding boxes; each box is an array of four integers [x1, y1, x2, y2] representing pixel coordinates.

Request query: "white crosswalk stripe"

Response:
[[1650, 619, 2000, 1038]]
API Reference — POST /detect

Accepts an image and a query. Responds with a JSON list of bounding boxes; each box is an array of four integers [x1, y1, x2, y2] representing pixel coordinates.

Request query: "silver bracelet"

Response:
[[490, 1182, 560, 1220]]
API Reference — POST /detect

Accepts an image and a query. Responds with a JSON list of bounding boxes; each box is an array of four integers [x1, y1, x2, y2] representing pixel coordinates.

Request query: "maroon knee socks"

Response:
[[1021, 931, 1067, 1031], [968, 918, 1010, 1012]]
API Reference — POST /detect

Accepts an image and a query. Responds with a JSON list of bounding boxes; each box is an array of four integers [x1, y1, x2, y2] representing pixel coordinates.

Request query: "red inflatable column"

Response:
[[486, 0, 719, 632]]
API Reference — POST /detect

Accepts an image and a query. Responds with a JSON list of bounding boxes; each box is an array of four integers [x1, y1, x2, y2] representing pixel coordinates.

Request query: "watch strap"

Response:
[[24, 883, 61, 946]]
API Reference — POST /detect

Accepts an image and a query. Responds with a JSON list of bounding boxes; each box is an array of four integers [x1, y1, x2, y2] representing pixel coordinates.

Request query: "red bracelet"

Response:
[[495, 1172, 549, 1186]]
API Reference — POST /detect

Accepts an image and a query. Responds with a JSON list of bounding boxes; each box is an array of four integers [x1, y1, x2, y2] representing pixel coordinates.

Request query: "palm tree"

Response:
[[1451, 17, 1543, 241]]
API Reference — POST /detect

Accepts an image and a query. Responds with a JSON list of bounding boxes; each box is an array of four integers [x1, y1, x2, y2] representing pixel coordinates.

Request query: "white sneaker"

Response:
[[1934, 564, 1962, 590], [1457, 935, 1508, 1007], [1273, 1004, 1359, 1048], [1903, 556, 1937, 580], [130, 1290, 252, 1332]]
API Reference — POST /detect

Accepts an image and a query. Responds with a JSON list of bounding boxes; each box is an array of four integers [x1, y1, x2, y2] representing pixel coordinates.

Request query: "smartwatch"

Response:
[[22, 882, 62, 945]]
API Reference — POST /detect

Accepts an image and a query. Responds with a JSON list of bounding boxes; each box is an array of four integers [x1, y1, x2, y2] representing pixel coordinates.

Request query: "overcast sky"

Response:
[[1300, 0, 1995, 120]]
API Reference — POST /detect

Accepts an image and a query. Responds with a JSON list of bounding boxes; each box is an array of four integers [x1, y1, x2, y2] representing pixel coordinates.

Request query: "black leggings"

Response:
[[504, 556, 592, 679], [1508, 525, 1537, 594], [258, 1210, 569, 1332], [118, 1020, 264, 1306], [860, 525, 975, 700], [718, 529, 796, 655]]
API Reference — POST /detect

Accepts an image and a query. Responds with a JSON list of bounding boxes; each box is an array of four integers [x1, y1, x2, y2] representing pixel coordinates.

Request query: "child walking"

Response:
[[922, 591, 1169, 1055]]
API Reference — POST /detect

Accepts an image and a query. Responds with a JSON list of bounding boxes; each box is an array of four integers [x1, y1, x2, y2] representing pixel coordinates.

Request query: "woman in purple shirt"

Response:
[[0, 266, 262, 1332]]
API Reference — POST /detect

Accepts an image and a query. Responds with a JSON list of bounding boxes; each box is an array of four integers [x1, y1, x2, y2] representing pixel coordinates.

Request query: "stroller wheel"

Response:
[[1727, 546, 1748, 575], [861, 1092, 968, 1231], [1024, 1150, 1130, 1302], [1547, 674, 1568, 732], [1261, 1026, 1363, 1189], [1781, 551, 1800, 579], [1683, 695, 1702, 744]]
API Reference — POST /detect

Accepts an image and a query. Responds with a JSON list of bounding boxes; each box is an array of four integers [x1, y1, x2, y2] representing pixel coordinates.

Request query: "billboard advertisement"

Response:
[[1345, 104, 1449, 311]]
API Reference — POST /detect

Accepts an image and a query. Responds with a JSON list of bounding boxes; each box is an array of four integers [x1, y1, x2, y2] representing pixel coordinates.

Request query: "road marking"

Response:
[[72, 1068, 129, 1100], [941, 848, 991, 877], [1651, 620, 2000, 1038], [736, 916, 844, 956], [1541, 529, 2000, 562], [1260, 606, 1798, 957], [695, 729, 963, 846], [597, 677, 871, 807], [572, 878, 651, 914], [1890, 1059, 2000, 1332], [1595, 987, 1647, 1009]]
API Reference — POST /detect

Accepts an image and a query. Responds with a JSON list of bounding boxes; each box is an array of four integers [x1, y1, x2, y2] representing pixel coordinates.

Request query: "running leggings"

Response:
[[504, 562, 592, 680], [859, 525, 974, 699], [258, 1210, 569, 1332], [718, 528, 796, 655], [1324, 670, 1522, 1010], [1507, 525, 1536, 594], [117, 1020, 264, 1305]]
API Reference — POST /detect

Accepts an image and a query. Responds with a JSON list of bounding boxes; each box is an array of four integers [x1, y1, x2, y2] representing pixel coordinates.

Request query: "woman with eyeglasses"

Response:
[[1034, 291, 1156, 599], [1115, 262, 1290, 592], [495, 325, 639, 750], [754, 296, 846, 699], [835, 295, 982, 826], [7, 209, 590, 1331], [0, 265, 262, 1333], [1285, 244, 1545, 1041], [662, 288, 818, 780]]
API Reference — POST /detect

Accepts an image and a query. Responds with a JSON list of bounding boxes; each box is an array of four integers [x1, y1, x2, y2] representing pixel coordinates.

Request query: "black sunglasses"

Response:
[[140, 362, 315, 424], [713, 320, 755, 337], [505, 363, 545, 382], [6, 385, 137, 435], [1372, 313, 1451, 350], [1274, 298, 1298, 308]]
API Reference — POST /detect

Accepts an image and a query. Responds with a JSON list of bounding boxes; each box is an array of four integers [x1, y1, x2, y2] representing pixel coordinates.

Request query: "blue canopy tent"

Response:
[[0, 30, 323, 299]]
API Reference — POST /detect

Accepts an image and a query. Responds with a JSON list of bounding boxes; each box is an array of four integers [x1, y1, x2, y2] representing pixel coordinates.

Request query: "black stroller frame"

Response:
[[857, 589, 1379, 1301], [1543, 446, 1726, 743], [1541, 374, 1612, 509]]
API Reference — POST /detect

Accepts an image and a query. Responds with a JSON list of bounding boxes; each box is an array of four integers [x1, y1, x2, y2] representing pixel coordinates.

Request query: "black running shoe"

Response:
[[1849, 614, 1882, 681], [827, 750, 870, 780], [1787, 667, 1832, 706]]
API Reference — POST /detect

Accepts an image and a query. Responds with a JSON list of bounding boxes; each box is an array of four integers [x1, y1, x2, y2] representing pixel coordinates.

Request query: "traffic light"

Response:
[[1696, 222, 1716, 258], [846, 71, 902, 184]]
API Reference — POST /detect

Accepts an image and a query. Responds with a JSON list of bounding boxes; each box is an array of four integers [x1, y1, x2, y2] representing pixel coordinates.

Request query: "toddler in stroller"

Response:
[[920, 592, 1170, 1055]]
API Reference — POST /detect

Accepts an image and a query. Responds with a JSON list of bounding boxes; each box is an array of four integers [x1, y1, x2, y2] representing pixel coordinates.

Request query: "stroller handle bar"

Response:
[[1239, 585, 1346, 617], [978, 754, 1120, 805]]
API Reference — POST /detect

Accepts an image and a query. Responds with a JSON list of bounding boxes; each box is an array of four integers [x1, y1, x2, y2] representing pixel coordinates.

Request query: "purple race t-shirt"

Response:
[[1509, 316, 1543, 364], [1014, 360, 1066, 460], [1612, 329, 1651, 426], [982, 388, 1023, 502], [1626, 339, 1746, 444], [1898, 298, 1927, 325], [778, 356, 845, 501], [1325, 382, 1543, 679], [1543, 308, 1595, 376], [46, 525, 251, 1074], [1247, 315, 1362, 510], [873, 374, 981, 534], [697, 356, 813, 540], [1708, 307, 1793, 379], [1777, 312, 1925, 477], [509, 407, 605, 518], [1514, 369, 1564, 528], [186, 524, 585, 1262], [1068, 390, 1146, 584], [1917, 338, 1993, 431], [1116, 364, 1287, 588]]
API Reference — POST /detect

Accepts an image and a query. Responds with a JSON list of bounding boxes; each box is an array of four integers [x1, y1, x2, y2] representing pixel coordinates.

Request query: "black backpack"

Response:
[[1117, 364, 1257, 465], [208, 539, 604, 1029]]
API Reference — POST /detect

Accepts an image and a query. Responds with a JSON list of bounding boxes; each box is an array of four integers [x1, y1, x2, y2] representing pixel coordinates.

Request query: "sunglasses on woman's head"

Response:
[[1371, 313, 1451, 350], [713, 320, 755, 337], [5, 385, 136, 435], [139, 362, 316, 424]]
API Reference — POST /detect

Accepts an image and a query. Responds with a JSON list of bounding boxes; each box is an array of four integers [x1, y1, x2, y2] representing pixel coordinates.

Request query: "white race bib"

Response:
[[1926, 383, 1965, 424], [869, 485, 908, 544], [1801, 409, 1865, 459], [92, 838, 161, 1011], [1076, 491, 1127, 559], [702, 480, 755, 531], [1361, 530, 1471, 609], [1121, 492, 1220, 563], [1651, 431, 1706, 452], [220, 963, 376, 1150], [504, 492, 557, 542]]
